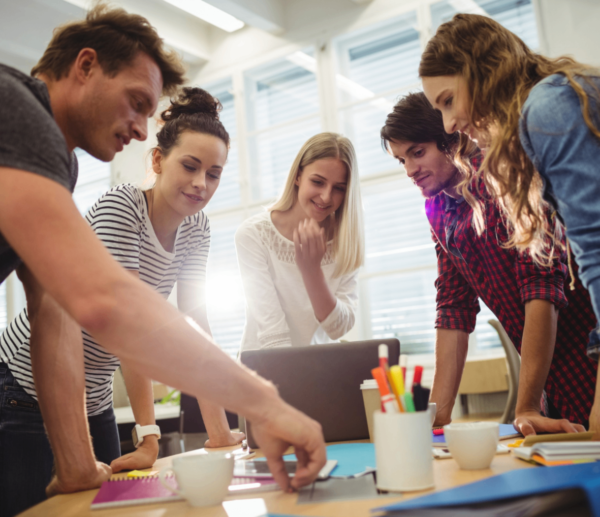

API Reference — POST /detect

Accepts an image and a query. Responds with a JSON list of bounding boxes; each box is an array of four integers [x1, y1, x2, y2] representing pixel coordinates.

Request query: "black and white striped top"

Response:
[[0, 184, 210, 416]]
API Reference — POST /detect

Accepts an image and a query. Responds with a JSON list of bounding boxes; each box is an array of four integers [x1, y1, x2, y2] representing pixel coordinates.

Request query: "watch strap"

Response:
[[133, 424, 161, 448]]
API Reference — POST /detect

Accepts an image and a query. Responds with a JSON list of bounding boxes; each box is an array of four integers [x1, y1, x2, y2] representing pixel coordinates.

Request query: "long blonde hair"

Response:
[[419, 13, 599, 264], [269, 132, 365, 277]]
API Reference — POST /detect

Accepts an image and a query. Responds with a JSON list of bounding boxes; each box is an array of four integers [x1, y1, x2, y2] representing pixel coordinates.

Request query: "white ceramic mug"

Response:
[[374, 410, 434, 492], [159, 452, 234, 507], [443, 422, 500, 470]]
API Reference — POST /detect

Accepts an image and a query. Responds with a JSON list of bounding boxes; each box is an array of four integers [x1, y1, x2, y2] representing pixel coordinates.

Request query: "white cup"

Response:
[[374, 410, 434, 492], [159, 452, 234, 507], [443, 422, 500, 470]]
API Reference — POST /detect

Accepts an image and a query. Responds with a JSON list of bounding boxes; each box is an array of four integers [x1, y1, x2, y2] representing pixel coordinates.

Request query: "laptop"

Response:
[[240, 338, 400, 448]]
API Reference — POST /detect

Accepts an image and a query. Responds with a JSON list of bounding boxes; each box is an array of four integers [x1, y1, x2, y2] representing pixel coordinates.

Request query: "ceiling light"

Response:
[[164, 0, 245, 32]]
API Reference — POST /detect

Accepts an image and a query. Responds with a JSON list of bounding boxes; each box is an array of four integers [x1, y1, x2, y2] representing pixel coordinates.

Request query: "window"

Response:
[[332, 1, 538, 353], [205, 213, 250, 358], [245, 48, 321, 201], [335, 12, 422, 179], [199, 77, 249, 358], [430, 0, 539, 49], [73, 149, 112, 216], [360, 176, 438, 352], [193, 0, 539, 357], [204, 78, 242, 211]]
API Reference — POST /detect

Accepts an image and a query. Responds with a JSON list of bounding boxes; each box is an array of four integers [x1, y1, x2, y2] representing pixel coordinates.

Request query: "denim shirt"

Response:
[[519, 72, 600, 360]]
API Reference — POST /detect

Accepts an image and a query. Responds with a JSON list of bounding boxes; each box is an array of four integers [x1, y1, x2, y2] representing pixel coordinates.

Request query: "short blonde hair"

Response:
[[269, 132, 365, 277]]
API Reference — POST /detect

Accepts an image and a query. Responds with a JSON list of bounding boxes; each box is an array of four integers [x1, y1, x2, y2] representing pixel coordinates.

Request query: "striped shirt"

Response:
[[0, 184, 210, 416]]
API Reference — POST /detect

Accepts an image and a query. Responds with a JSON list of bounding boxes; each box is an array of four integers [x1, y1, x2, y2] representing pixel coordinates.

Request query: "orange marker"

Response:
[[372, 367, 399, 413]]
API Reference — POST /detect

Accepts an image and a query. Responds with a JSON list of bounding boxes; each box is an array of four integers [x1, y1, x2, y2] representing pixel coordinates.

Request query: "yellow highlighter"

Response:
[[388, 365, 406, 412]]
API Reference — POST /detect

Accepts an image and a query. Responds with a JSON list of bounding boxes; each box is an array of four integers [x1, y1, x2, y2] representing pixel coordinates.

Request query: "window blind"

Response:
[[363, 176, 437, 274], [248, 118, 321, 200], [431, 0, 539, 49], [362, 177, 438, 353], [362, 176, 499, 352], [335, 13, 422, 177], [245, 49, 319, 132], [245, 48, 321, 201], [205, 214, 249, 358], [73, 149, 112, 216]]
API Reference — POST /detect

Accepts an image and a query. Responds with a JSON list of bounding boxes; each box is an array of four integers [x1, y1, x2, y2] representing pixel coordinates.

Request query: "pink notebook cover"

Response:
[[91, 476, 182, 510], [91, 476, 280, 509]]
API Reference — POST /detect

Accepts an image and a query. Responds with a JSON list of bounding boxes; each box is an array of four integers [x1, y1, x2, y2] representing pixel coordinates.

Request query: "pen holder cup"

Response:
[[374, 410, 434, 492]]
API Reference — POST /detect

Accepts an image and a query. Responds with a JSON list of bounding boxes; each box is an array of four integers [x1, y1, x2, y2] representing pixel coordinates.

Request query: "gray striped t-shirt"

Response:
[[0, 184, 210, 416]]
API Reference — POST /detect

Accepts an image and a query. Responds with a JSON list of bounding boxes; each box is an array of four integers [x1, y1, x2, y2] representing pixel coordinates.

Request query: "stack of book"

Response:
[[512, 442, 600, 466]]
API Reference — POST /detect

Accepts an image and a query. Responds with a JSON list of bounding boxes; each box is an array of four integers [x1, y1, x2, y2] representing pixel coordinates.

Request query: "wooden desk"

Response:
[[20, 438, 533, 517]]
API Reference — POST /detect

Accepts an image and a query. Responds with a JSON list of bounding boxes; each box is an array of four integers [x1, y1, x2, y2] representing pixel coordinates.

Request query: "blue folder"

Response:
[[255, 443, 376, 477], [432, 423, 520, 446], [373, 462, 600, 516]]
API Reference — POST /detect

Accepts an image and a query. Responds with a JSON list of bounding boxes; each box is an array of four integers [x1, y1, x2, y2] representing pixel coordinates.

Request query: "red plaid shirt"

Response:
[[426, 173, 597, 426]]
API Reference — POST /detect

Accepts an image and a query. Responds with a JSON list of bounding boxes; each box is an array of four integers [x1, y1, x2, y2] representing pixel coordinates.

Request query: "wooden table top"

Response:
[[20, 439, 532, 517]]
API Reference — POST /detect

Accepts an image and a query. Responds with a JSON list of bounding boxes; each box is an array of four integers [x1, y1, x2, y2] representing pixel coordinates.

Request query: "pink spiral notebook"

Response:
[[91, 475, 279, 510]]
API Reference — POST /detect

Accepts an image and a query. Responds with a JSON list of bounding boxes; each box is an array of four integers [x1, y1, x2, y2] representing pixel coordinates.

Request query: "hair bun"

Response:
[[161, 87, 222, 122]]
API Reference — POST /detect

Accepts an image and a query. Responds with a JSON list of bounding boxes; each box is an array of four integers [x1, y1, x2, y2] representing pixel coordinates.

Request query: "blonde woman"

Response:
[[235, 133, 364, 351]]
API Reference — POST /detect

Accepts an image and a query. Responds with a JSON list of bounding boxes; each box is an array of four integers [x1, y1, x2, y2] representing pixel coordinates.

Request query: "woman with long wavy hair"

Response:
[[418, 13, 600, 436]]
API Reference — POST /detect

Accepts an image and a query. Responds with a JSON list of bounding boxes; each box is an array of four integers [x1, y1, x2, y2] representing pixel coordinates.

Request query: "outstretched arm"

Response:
[[18, 265, 111, 495], [0, 168, 325, 491], [111, 358, 159, 473], [430, 329, 469, 426], [430, 236, 479, 426], [514, 300, 585, 435]]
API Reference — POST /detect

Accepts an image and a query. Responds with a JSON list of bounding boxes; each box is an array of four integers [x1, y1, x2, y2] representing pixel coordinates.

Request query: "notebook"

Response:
[[432, 423, 520, 447], [513, 441, 600, 466], [91, 476, 182, 509], [91, 475, 279, 509]]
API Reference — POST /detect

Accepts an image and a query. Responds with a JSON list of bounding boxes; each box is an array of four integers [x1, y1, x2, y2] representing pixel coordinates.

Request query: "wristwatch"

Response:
[[132, 424, 161, 448]]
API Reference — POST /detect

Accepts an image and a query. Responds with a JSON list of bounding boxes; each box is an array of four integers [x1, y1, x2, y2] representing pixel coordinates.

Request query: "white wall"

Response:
[[536, 0, 600, 65]]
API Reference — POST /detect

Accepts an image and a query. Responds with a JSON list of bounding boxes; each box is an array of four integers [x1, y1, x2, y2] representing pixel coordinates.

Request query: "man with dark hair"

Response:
[[381, 92, 597, 436], [0, 5, 325, 515]]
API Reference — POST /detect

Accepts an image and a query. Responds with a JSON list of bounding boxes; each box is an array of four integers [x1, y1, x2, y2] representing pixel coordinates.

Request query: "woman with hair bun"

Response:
[[418, 13, 600, 436], [0, 87, 243, 512], [235, 132, 364, 351]]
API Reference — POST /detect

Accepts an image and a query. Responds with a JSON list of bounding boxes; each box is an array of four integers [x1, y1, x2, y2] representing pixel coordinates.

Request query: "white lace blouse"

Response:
[[235, 211, 359, 351]]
